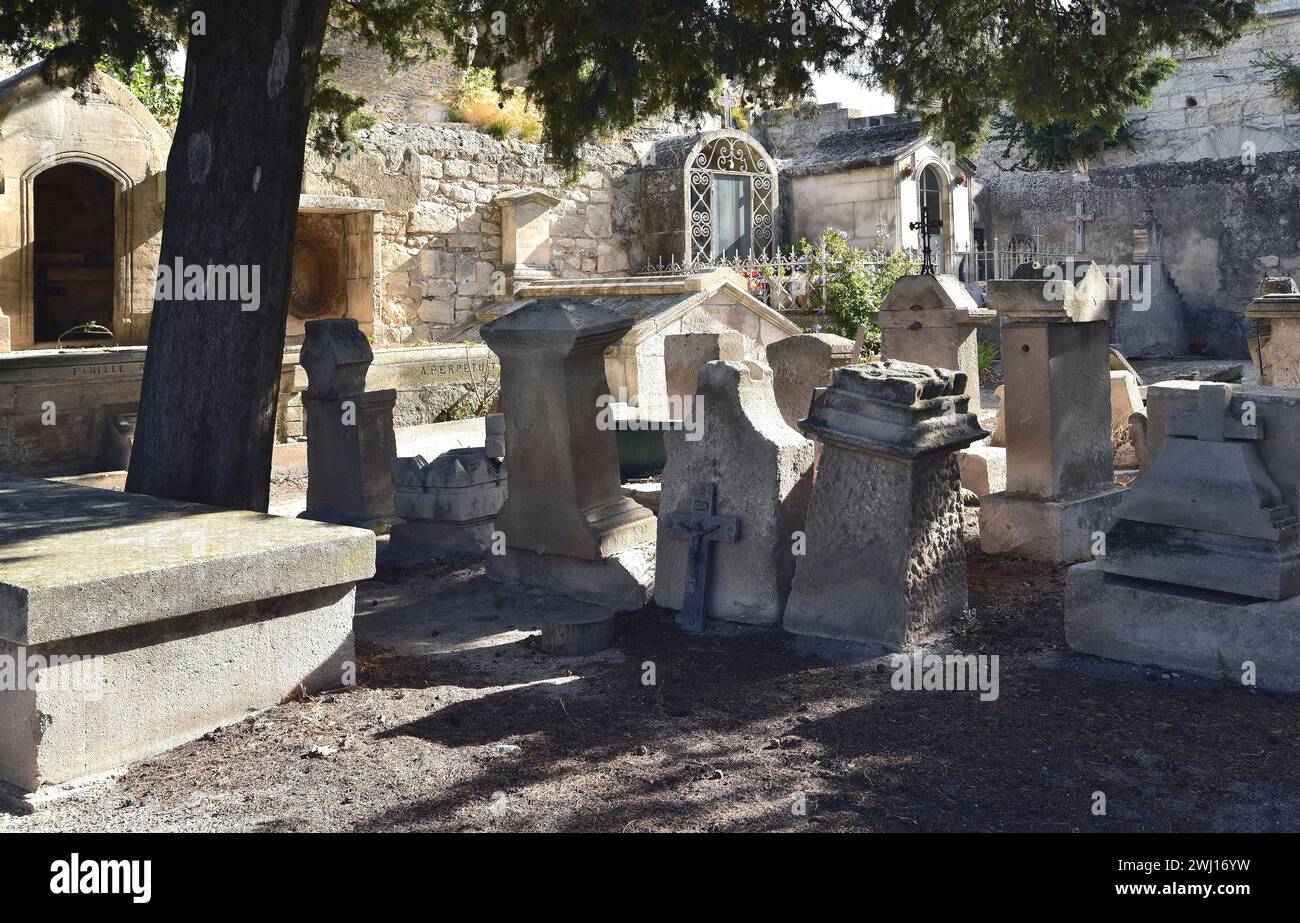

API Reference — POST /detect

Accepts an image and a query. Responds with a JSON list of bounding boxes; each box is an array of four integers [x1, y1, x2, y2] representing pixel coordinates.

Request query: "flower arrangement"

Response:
[[899, 163, 916, 180]]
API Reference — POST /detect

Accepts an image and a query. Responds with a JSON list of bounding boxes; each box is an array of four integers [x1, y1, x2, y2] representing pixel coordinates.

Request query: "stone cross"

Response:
[[1168, 382, 1261, 442], [666, 482, 739, 633], [717, 85, 737, 129], [1071, 200, 1094, 254]]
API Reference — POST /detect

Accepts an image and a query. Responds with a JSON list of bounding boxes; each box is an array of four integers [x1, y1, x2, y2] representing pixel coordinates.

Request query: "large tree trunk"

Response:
[[126, 0, 332, 512]]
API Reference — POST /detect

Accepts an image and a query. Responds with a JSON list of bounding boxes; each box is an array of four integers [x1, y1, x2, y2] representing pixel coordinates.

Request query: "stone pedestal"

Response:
[[481, 298, 656, 607], [663, 331, 746, 408], [873, 274, 994, 412], [1066, 382, 1300, 690], [979, 279, 1125, 563], [0, 474, 373, 804], [299, 319, 399, 532], [765, 332, 857, 430], [783, 360, 987, 647], [655, 361, 814, 626], [390, 448, 507, 553], [1245, 275, 1300, 388], [495, 188, 562, 297]]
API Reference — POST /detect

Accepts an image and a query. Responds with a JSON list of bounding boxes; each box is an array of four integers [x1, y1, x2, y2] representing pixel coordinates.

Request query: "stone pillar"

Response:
[[1245, 275, 1300, 388], [299, 318, 399, 532], [873, 274, 994, 412], [655, 361, 814, 626], [663, 331, 745, 408], [480, 297, 656, 607], [783, 360, 987, 646], [978, 279, 1125, 563], [765, 332, 856, 430]]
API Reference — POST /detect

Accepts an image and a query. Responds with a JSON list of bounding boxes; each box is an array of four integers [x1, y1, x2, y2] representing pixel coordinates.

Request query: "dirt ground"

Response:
[[5, 505, 1298, 833]]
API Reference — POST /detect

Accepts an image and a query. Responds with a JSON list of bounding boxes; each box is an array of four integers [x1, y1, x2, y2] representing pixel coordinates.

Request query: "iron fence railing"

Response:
[[639, 243, 1084, 315]]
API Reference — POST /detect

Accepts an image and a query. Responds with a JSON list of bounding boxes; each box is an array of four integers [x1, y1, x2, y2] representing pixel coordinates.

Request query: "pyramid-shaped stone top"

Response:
[[877, 274, 992, 327], [480, 297, 635, 354]]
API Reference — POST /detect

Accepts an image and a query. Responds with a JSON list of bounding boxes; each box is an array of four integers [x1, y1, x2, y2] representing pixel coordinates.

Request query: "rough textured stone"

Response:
[[655, 361, 814, 626], [783, 360, 986, 646], [480, 298, 656, 605], [765, 332, 857, 429], [1246, 275, 1300, 388], [0, 474, 373, 796]]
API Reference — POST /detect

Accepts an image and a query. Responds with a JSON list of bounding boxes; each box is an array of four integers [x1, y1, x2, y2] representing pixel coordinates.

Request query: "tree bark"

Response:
[[126, 0, 332, 512]]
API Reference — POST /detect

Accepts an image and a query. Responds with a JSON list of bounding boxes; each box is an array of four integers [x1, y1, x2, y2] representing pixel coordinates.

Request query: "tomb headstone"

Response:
[[390, 448, 507, 553], [0, 474, 373, 803], [1066, 382, 1300, 691], [783, 360, 986, 646], [765, 332, 857, 430], [655, 361, 814, 626], [873, 274, 994, 412], [300, 318, 400, 532], [480, 298, 656, 607], [664, 331, 746, 406], [978, 278, 1126, 563], [1245, 275, 1300, 388], [495, 188, 562, 295]]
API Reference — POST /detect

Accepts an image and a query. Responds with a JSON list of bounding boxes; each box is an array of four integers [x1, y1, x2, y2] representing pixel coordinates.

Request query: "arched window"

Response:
[[688, 136, 775, 262], [918, 165, 945, 270], [33, 163, 117, 343]]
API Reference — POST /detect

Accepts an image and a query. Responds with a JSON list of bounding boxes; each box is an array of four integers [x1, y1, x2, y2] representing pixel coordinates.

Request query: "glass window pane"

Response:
[[712, 174, 751, 259]]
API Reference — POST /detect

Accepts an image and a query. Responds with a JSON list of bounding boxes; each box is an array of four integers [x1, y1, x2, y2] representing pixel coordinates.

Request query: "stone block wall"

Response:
[[303, 123, 652, 344], [975, 151, 1300, 357]]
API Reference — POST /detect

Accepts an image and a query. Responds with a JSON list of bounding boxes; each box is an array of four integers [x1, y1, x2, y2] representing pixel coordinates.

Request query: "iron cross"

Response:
[[666, 483, 739, 633], [909, 203, 943, 275]]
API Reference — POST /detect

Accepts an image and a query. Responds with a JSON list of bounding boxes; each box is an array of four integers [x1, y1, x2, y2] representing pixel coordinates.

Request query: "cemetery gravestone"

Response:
[[0, 474, 373, 804], [655, 361, 814, 626], [1246, 275, 1300, 389], [300, 318, 400, 532], [765, 332, 857, 430], [1066, 382, 1300, 690], [978, 277, 1125, 563], [663, 331, 746, 406], [480, 298, 656, 607], [783, 360, 986, 646]]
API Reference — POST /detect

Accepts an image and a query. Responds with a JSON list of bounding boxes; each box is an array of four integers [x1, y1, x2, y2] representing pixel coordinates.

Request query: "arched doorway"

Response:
[[32, 163, 117, 343], [918, 164, 946, 272]]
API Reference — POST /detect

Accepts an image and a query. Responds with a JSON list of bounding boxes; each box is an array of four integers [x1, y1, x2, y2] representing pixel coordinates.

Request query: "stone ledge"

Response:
[[1065, 562, 1300, 692], [0, 475, 376, 645]]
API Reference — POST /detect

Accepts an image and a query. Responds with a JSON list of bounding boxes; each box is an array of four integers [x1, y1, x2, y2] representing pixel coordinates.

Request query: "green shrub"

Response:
[[787, 228, 917, 354]]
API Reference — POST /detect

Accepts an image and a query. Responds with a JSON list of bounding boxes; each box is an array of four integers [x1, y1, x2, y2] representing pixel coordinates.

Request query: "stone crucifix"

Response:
[[1071, 199, 1094, 254], [717, 85, 738, 129], [666, 482, 740, 633]]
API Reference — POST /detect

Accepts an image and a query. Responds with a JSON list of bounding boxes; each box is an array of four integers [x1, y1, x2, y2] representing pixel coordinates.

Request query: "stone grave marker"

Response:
[[299, 318, 400, 532], [978, 277, 1125, 563], [765, 332, 856, 430], [1066, 381, 1300, 690], [655, 360, 814, 626], [1246, 275, 1300, 388], [664, 331, 745, 406], [783, 360, 986, 646], [480, 297, 656, 607]]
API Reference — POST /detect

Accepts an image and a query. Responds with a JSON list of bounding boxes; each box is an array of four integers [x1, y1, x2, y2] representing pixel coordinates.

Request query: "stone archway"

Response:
[[31, 161, 120, 342], [19, 153, 133, 346]]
